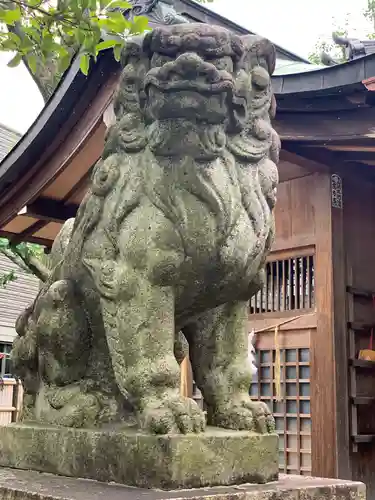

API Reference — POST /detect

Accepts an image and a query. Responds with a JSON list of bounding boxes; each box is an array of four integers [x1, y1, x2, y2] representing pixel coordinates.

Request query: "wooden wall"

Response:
[[187, 161, 375, 487], [249, 169, 357, 481], [250, 173, 317, 476], [343, 175, 375, 497]]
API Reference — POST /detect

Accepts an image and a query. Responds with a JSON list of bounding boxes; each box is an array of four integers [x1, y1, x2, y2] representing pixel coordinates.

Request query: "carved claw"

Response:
[[140, 396, 206, 434], [209, 398, 274, 433]]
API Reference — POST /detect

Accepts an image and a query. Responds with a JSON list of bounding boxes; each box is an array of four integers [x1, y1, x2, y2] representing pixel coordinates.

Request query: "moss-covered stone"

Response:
[[11, 23, 279, 438], [0, 424, 278, 489]]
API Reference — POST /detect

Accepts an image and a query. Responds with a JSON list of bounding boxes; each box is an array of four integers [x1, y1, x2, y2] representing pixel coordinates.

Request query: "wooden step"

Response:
[[350, 359, 375, 370], [352, 434, 375, 444], [351, 396, 375, 405], [347, 286, 375, 300]]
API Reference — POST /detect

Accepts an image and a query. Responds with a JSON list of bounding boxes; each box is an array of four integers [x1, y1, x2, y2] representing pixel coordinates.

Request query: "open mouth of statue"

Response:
[[143, 84, 236, 124], [142, 53, 241, 124]]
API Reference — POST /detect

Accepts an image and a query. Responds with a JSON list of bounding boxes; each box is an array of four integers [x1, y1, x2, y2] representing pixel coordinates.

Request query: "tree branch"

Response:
[[0, 246, 32, 274], [9, 245, 49, 282]]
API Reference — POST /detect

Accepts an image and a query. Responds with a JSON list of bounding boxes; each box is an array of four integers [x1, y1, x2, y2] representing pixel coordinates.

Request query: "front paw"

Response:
[[139, 396, 206, 434], [209, 398, 274, 433]]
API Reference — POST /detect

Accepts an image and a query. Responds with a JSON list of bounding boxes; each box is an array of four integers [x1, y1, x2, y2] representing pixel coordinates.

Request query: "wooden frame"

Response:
[[312, 173, 350, 478]]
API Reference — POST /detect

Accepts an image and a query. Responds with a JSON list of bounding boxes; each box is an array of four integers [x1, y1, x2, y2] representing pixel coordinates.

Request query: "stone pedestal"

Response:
[[0, 424, 278, 489], [0, 468, 366, 500]]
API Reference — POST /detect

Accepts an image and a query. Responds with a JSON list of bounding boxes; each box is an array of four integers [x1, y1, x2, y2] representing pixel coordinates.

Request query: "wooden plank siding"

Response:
[[0, 379, 23, 425], [0, 254, 39, 344]]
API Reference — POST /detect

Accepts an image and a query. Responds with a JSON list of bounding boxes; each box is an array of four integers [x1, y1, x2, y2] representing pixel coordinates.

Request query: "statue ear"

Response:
[[239, 35, 276, 76]]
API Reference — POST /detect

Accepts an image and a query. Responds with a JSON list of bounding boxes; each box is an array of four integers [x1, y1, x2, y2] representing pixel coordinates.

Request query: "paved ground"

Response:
[[0, 468, 366, 500]]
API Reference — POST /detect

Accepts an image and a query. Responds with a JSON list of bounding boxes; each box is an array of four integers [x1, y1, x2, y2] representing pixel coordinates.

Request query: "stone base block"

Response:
[[0, 468, 366, 500], [0, 424, 278, 489]]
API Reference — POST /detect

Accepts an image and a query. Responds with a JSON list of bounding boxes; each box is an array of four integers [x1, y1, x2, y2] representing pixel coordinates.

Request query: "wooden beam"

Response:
[[10, 220, 47, 245], [275, 106, 375, 143], [63, 167, 93, 204], [334, 150, 375, 163], [284, 145, 375, 183], [278, 159, 313, 183], [330, 174, 351, 479], [326, 145, 375, 152], [279, 149, 330, 175], [25, 198, 79, 224], [312, 172, 350, 479], [311, 172, 337, 478], [0, 230, 52, 247]]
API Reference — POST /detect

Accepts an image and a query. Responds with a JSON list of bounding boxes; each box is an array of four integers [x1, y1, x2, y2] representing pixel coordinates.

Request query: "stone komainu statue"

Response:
[[12, 24, 279, 434]]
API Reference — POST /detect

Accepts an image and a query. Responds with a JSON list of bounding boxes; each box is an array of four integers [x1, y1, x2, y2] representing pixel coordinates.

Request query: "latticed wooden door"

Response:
[[250, 347, 311, 475], [249, 251, 314, 475]]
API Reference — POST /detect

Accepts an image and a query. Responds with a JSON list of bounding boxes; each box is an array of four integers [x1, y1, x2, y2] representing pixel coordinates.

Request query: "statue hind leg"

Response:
[[183, 301, 275, 433]]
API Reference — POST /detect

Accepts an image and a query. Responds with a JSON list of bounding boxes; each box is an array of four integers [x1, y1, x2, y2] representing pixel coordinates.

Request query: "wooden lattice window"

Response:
[[250, 347, 311, 475], [250, 254, 315, 314]]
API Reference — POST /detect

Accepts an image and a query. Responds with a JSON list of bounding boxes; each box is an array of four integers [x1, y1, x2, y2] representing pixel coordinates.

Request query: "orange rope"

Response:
[[251, 313, 314, 401]]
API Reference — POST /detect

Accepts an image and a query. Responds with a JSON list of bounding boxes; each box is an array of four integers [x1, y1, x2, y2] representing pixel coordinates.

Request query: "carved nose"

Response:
[[159, 52, 222, 83]]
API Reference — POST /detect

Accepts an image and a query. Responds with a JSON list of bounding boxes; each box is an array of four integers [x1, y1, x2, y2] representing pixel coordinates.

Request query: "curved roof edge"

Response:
[[273, 53, 375, 95], [0, 51, 119, 195], [3, 36, 375, 195]]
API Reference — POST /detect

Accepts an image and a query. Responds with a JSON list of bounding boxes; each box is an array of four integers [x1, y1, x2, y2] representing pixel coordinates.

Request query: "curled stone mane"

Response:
[[11, 23, 280, 445]]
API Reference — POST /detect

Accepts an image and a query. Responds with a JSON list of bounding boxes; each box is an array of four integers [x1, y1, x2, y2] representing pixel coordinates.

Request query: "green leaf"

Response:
[[0, 32, 21, 50], [129, 15, 149, 34], [0, 270, 17, 288], [23, 27, 42, 42], [0, 7, 21, 26], [58, 52, 72, 72], [113, 42, 122, 61], [107, 10, 128, 31], [28, 0, 44, 6], [107, 0, 131, 9], [80, 52, 90, 74], [91, 24, 102, 44], [26, 53, 37, 73], [95, 39, 118, 53], [83, 32, 94, 49], [73, 27, 86, 45], [7, 53, 22, 68], [54, 44, 69, 58]]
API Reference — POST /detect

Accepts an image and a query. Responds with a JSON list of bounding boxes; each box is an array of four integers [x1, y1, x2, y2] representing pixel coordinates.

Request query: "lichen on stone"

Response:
[[12, 23, 279, 436]]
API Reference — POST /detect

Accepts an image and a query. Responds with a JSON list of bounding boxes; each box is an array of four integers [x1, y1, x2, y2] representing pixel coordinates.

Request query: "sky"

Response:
[[0, 0, 373, 134], [209, 0, 372, 59]]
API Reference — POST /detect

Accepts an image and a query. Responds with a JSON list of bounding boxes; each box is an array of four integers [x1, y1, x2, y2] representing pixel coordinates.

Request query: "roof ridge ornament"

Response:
[[125, 0, 190, 25], [320, 31, 375, 66]]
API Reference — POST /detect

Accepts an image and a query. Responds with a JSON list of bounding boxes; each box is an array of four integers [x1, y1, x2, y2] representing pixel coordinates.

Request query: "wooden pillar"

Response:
[[312, 172, 350, 479], [180, 356, 193, 398]]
